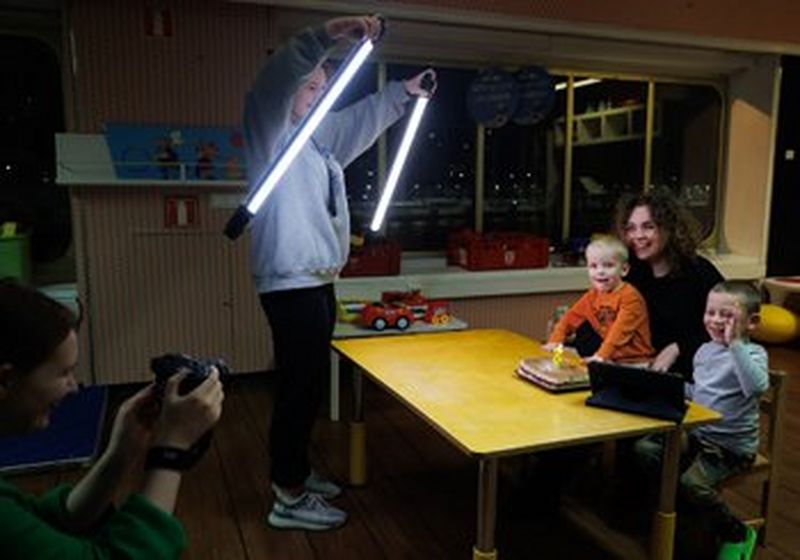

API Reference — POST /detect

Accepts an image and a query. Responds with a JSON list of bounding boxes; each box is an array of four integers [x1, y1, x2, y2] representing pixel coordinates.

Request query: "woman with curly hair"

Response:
[[615, 186, 724, 376]]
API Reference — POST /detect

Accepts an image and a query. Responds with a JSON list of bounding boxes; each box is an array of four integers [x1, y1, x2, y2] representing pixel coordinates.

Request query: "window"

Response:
[[481, 73, 566, 244], [651, 83, 722, 238], [342, 61, 724, 257], [568, 78, 647, 240], [345, 64, 476, 250], [0, 35, 68, 267]]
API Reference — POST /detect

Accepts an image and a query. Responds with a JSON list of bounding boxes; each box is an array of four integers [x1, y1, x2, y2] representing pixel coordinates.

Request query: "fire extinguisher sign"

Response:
[[145, 4, 173, 38], [165, 196, 198, 228]]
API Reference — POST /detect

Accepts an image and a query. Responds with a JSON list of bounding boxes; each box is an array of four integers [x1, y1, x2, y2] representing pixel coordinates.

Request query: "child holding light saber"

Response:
[[240, 14, 436, 531]]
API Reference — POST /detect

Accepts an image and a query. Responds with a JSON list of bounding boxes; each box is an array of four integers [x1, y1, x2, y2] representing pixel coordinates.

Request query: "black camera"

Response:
[[148, 353, 229, 461], [150, 353, 229, 396]]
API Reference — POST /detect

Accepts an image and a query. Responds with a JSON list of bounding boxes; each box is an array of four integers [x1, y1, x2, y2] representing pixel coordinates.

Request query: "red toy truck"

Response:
[[361, 302, 415, 331]]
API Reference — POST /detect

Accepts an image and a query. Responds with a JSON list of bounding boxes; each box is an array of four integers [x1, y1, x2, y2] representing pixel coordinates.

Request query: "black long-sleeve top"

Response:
[[626, 255, 724, 378]]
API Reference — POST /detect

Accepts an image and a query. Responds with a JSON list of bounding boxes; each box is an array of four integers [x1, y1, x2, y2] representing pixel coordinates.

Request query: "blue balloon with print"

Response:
[[512, 66, 555, 126], [466, 68, 519, 128]]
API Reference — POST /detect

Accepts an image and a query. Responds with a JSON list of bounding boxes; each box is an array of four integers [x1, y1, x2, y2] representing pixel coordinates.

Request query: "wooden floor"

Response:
[[9, 343, 800, 559]]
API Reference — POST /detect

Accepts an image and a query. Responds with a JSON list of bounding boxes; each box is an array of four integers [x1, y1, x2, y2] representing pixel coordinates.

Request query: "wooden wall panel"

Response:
[[70, 191, 93, 383], [72, 186, 276, 383], [451, 291, 580, 342], [279, 0, 800, 48], [65, 0, 795, 135], [227, 227, 274, 373], [67, 0, 275, 132]]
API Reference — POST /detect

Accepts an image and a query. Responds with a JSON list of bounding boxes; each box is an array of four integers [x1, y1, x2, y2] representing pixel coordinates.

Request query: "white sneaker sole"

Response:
[[305, 475, 343, 499], [266, 511, 346, 531], [305, 485, 342, 499]]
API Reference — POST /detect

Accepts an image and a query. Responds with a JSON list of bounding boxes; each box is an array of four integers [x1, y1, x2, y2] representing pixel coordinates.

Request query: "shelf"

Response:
[[573, 104, 645, 121], [555, 104, 656, 147]]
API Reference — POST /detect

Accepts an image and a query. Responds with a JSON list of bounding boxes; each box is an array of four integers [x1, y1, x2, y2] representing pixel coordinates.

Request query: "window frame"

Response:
[[366, 58, 728, 252]]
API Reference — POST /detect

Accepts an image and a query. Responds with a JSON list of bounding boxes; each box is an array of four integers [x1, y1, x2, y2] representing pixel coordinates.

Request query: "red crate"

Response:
[[448, 231, 549, 271], [340, 241, 401, 277], [446, 229, 479, 265]]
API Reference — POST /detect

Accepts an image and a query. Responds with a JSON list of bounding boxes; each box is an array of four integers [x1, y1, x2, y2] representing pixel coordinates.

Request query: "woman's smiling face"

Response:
[[624, 204, 666, 264], [1, 330, 79, 434]]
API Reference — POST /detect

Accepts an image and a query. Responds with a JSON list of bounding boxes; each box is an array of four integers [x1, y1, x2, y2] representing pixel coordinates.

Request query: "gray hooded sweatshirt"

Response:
[[243, 25, 411, 293]]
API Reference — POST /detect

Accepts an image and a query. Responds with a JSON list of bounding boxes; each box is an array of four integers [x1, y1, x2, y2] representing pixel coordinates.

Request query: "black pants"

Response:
[[574, 321, 602, 357], [259, 284, 337, 488]]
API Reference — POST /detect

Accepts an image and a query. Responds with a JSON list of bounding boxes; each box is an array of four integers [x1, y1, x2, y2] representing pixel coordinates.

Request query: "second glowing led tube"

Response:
[[369, 95, 430, 232]]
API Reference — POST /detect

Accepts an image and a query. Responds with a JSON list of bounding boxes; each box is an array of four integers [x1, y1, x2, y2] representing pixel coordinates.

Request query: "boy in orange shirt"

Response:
[[546, 235, 654, 363]]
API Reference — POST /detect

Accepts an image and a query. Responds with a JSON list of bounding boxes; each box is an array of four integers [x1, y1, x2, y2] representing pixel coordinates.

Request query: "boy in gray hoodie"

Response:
[[243, 14, 435, 530], [635, 281, 768, 559]]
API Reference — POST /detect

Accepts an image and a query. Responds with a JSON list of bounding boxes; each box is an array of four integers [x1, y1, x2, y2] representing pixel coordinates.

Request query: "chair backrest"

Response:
[[720, 369, 788, 546], [761, 370, 786, 463]]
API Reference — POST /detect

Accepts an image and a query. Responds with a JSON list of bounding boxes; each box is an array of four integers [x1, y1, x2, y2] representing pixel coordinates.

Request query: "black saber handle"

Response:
[[420, 71, 436, 95], [375, 14, 387, 42], [224, 205, 252, 241]]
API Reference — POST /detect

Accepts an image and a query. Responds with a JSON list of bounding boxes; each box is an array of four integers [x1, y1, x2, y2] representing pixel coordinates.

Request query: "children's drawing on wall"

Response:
[[225, 155, 245, 180], [224, 130, 246, 180], [104, 124, 245, 181], [195, 140, 219, 180], [155, 131, 181, 179]]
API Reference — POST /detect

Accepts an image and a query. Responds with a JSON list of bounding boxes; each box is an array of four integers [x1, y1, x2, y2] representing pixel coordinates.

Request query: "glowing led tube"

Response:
[[224, 37, 375, 240], [369, 95, 430, 232]]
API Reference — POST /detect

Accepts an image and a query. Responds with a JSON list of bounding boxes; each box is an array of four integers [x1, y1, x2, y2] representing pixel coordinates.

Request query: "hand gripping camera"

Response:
[[150, 353, 229, 395], [148, 353, 229, 465]]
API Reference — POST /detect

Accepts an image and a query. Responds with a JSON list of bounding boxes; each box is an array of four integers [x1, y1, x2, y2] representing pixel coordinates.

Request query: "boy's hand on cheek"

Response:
[[724, 314, 744, 346]]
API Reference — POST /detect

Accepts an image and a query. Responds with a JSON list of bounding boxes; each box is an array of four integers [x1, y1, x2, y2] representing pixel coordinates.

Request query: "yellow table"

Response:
[[329, 317, 468, 420], [332, 329, 720, 560]]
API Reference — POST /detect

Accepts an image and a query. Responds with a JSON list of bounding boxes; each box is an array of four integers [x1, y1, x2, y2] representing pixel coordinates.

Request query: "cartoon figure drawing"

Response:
[[154, 136, 179, 179], [195, 141, 219, 180], [224, 154, 245, 180]]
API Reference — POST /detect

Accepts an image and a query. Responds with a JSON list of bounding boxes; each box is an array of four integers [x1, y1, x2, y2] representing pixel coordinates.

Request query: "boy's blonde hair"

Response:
[[585, 234, 629, 263], [710, 281, 762, 316]]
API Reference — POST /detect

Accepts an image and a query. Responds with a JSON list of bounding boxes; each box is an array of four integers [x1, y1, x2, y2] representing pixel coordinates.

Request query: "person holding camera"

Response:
[[0, 279, 224, 559], [243, 14, 435, 530]]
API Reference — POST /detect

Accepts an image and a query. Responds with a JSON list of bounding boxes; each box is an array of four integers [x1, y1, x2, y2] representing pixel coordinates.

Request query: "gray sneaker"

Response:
[[267, 490, 347, 531], [305, 472, 342, 499]]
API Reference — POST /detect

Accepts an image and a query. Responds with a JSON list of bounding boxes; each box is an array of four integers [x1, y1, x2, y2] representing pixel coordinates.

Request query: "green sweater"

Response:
[[0, 477, 186, 559]]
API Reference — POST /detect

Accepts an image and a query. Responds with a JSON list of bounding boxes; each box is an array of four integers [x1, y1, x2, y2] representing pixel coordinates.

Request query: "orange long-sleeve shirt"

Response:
[[548, 282, 654, 363]]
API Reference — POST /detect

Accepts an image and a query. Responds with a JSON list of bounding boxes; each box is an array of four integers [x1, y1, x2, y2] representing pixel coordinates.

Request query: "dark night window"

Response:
[[0, 35, 68, 267], [342, 62, 723, 258]]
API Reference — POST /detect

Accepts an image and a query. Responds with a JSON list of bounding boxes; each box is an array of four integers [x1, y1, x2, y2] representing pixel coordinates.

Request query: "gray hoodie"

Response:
[[243, 26, 411, 293], [688, 339, 769, 455]]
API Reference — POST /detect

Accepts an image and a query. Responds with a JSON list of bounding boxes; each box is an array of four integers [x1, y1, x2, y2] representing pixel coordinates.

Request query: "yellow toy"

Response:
[[551, 344, 566, 367], [336, 299, 367, 323], [752, 303, 799, 344]]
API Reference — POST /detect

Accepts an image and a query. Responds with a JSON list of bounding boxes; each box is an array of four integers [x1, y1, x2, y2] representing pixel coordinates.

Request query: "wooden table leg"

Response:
[[474, 458, 498, 560], [651, 429, 681, 560], [349, 367, 367, 486], [601, 439, 617, 479]]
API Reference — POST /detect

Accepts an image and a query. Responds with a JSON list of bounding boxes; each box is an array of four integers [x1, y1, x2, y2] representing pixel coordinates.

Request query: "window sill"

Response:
[[335, 252, 764, 300]]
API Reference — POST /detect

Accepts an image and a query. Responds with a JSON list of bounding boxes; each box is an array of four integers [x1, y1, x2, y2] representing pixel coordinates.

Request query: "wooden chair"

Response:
[[721, 369, 787, 547]]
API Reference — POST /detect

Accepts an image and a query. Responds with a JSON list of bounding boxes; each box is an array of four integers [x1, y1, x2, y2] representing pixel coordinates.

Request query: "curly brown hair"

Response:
[[614, 186, 702, 271]]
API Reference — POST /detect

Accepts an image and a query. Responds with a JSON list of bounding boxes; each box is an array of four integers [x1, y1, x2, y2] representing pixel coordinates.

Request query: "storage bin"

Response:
[[341, 241, 401, 277], [448, 230, 549, 271], [0, 233, 32, 283]]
